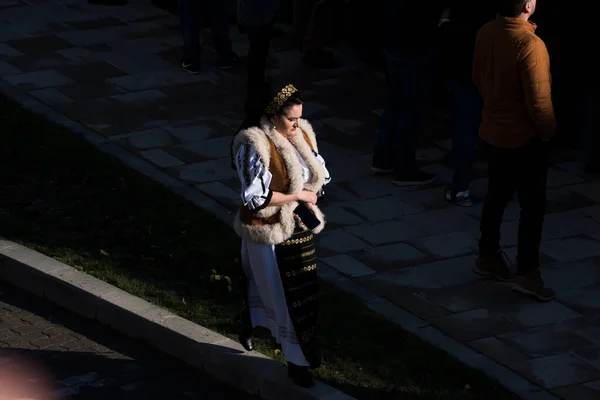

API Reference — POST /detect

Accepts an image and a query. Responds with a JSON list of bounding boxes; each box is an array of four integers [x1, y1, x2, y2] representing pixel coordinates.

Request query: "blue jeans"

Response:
[[449, 80, 482, 193], [581, 89, 600, 165], [375, 49, 433, 172], [179, 0, 233, 61]]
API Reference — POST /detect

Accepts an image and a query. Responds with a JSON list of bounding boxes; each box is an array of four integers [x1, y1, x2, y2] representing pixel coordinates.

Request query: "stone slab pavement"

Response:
[[0, 281, 259, 399], [2, 1, 600, 399]]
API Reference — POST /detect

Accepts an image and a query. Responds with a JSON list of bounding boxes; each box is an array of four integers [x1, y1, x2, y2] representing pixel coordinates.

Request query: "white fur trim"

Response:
[[233, 203, 298, 245], [297, 119, 318, 153], [232, 118, 327, 244], [310, 205, 326, 235], [288, 132, 325, 193]]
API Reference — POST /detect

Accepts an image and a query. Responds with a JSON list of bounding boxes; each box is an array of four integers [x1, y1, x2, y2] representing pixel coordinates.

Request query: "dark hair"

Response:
[[274, 90, 303, 115], [263, 89, 304, 117], [230, 88, 304, 169], [498, 0, 531, 17]]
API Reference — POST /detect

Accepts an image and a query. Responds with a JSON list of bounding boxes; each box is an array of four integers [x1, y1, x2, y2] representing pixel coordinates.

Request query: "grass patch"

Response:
[[0, 93, 520, 399]]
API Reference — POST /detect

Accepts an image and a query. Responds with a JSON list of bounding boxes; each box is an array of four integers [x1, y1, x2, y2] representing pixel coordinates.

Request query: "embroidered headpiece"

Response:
[[264, 84, 298, 116]]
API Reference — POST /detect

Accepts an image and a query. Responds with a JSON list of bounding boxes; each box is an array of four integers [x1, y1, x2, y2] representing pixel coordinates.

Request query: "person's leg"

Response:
[[205, 0, 237, 69], [293, 0, 317, 48], [513, 140, 554, 301], [475, 143, 516, 281], [238, 241, 254, 351], [389, 53, 436, 185], [302, 0, 340, 68], [372, 48, 400, 173], [446, 79, 482, 206], [179, 0, 201, 73], [245, 21, 274, 116]]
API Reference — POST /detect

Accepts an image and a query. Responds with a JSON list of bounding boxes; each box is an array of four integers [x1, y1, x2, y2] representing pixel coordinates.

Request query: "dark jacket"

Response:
[[440, 0, 497, 82], [237, 0, 279, 27], [383, 0, 446, 54]]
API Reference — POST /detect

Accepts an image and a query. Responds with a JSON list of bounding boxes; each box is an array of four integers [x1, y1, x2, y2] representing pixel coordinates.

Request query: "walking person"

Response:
[[179, 0, 238, 74], [237, 0, 280, 119], [232, 84, 331, 387], [294, 0, 342, 69], [472, 0, 556, 301], [439, 1, 496, 206], [371, 0, 446, 186]]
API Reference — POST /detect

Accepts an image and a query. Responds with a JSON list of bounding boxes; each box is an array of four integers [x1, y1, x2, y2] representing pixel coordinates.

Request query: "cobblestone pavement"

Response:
[[0, 282, 257, 399], [2, 1, 600, 398]]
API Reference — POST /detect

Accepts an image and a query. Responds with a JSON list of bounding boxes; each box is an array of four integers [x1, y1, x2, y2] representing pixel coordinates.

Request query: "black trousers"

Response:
[[479, 139, 548, 274], [244, 21, 274, 117], [232, 21, 274, 169]]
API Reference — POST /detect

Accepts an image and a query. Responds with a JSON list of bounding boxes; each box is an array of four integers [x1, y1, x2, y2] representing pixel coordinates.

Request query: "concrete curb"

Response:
[[0, 238, 354, 400]]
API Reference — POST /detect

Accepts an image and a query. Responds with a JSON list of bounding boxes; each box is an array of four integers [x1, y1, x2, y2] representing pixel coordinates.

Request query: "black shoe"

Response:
[[181, 59, 201, 74], [238, 333, 254, 352], [392, 170, 436, 186], [445, 188, 474, 207], [371, 152, 393, 174], [371, 164, 394, 174], [288, 362, 315, 388], [219, 53, 238, 70]]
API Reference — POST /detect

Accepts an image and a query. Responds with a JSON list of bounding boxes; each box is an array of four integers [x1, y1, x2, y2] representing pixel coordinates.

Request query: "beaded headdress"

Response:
[[264, 84, 298, 116]]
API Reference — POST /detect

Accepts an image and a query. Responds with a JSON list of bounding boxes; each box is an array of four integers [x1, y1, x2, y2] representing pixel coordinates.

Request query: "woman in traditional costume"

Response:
[[232, 84, 331, 387]]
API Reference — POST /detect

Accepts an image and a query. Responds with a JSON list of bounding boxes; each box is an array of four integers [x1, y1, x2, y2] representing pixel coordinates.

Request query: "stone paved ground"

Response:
[[0, 282, 258, 399], [2, 1, 600, 399]]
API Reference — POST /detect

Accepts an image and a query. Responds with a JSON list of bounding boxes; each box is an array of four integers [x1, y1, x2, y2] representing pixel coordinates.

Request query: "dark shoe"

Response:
[[371, 164, 393, 174], [219, 53, 238, 70], [371, 151, 393, 174], [303, 50, 336, 69], [445, 188, 474, 207], [288, 362, 315, 388], [181, 59, 201, 74], [473, 251, 516, 282], [238, 332, 254, 351], [513, 271, 555, 301], [392, 170, 436, 186]]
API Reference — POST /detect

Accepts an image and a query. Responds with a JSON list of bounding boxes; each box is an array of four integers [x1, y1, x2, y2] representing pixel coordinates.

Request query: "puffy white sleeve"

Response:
[[235, 142, 273, 211], [314, 150, 331, 196]]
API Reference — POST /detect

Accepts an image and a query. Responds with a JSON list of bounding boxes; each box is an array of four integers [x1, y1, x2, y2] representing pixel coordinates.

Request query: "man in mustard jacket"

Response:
[[472, 0, 556, 301]]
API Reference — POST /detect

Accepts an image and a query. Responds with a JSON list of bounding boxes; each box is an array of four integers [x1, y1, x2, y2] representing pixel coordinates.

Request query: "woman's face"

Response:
[[271, 104, 303, 138]]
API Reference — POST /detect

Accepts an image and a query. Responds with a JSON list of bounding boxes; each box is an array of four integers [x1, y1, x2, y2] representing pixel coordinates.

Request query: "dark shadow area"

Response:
[[152, 0, 582, 152], [0, 281, 257, 399]]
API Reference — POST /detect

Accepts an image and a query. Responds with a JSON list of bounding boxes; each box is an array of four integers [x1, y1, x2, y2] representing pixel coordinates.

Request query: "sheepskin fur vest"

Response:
[[232, 117, 327, 245]]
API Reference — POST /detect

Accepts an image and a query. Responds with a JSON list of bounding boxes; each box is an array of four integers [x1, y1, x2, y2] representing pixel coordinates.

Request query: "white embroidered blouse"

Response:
[[235, 143, 331, 211]]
